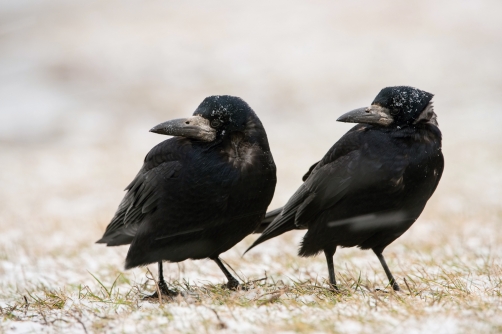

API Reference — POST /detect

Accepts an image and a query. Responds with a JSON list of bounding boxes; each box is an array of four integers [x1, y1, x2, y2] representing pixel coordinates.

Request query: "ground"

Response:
[[1, 1, 502, 333]]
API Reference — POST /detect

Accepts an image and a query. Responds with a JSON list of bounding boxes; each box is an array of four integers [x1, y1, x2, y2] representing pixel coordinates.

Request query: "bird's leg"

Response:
[[157, 261, 172, 295], [373, 250, 400, 291], [324, 247, 338, 290], [212, 257, 240, 290], [144, 261, 178, 299]]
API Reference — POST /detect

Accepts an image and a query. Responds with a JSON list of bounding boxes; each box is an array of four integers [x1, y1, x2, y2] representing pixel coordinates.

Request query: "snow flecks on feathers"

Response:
[[391, 87, 429, 113]]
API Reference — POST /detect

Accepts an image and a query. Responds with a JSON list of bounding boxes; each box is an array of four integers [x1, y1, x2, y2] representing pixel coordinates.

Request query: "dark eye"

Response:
[[390, 109, 400, 116], [211, 119, 222, 128]]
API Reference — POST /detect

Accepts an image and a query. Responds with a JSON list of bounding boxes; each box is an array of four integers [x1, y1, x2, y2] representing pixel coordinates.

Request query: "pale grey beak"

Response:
[[150, 115, 217, 142], [337, 105, 393, 126]]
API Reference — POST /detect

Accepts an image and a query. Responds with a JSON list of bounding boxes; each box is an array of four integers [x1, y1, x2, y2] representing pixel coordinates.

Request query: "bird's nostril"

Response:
[[185, 121, 190, 125], [365, 108, 370, 113]]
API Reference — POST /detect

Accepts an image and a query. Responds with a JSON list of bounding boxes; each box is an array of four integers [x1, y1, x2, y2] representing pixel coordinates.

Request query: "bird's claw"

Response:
[[221, 278, 249, 291], [375, 283, 400, 293], [327, 284, 340, 293], [143, 281, 179, 300]]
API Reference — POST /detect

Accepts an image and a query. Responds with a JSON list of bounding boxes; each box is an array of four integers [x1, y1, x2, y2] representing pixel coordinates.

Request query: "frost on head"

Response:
[[193, 95, 252, 132], [390, 87, 428, 113], [372, 86, 434, 120]]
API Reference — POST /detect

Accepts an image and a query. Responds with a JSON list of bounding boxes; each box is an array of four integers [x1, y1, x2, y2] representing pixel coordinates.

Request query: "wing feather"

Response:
[[245, 152, 360, 253], [96, 157, 182, 246]]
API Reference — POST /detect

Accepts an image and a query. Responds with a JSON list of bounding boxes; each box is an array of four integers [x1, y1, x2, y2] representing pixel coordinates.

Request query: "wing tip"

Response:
[[95, 237, 107, 244]]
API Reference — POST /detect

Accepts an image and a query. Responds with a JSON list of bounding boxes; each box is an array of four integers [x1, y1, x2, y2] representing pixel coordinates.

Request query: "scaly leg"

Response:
[[324, 247, 338, 290], [144, 261, 178, 299], [212, 257, 240, 289], [373, 250, 400, 291]]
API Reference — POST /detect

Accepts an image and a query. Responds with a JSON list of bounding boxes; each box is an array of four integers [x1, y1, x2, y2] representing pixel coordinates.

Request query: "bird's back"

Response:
[[299, 123, 443, 255]]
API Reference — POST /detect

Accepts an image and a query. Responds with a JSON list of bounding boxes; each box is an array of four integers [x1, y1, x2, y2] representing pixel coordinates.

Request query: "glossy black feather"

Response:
[[247, 86, 443, 290], [250, 122, 443, 252], [97, 96, 277, 273]]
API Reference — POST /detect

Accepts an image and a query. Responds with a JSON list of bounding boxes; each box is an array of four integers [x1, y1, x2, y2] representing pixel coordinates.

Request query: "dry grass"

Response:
[[2, 0, 502, 333], [1, 204, 502, 333], [2, 247, 502, 333]]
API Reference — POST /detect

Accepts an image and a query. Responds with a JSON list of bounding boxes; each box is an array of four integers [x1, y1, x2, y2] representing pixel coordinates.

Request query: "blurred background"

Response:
[[1, 0, 501, 289]]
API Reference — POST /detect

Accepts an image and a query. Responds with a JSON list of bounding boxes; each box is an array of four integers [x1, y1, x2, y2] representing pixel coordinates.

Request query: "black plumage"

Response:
[[97, 96, 276, 296], [246, 86, 443, 291]]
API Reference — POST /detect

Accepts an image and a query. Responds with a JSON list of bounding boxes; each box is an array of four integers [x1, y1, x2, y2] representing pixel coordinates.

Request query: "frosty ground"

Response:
[[1, 0, 502, 333]]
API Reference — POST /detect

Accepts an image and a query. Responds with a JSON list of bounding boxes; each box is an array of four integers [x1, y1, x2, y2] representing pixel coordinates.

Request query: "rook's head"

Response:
[[337, 86, 436, 128], [150, 95, 258, 141]]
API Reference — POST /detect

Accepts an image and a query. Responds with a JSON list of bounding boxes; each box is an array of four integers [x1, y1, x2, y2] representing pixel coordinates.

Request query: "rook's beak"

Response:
[[150, 115, 217, 142], [337, 105, 393, 126]]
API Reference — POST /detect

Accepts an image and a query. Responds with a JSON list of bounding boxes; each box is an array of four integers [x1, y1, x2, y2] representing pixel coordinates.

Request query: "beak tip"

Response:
[[149, 126, 163, 134], [336, 107, 373, 124]]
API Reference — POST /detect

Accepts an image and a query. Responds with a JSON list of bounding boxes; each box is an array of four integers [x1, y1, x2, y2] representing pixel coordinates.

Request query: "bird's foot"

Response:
[[143, 280, 179, 300], [375, 285, 400, 293], [221, 278, 248, 291], [327, 284, 340, 293], [324, 278, 339, 292], [385, 279, 401, 292]]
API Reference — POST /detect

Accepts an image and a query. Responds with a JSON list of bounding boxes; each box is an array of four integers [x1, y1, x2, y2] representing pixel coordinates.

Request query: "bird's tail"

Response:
[[253, 207, 283, 233], [245, 207, 297, 255], [96, 233, 134, 246]]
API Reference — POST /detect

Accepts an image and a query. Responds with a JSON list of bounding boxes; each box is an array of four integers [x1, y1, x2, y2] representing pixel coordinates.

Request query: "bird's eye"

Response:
[[211, 119, 222, 128], [390, 109, 401, 116]]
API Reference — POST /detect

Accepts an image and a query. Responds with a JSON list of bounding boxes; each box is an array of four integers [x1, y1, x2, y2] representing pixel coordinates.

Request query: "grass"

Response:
[[2, 222, 502, 333]]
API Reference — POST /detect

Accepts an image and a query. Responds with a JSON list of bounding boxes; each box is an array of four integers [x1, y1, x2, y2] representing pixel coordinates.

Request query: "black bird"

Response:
[[97, 96, 276, 297], [246, 86, 443, 291]]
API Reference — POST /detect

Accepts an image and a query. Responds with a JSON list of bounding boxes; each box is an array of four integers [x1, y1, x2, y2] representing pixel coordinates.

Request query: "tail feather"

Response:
[[96, 232, 134, 246], [244, 208, 296, 254], [253, 207, 283, 233]]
